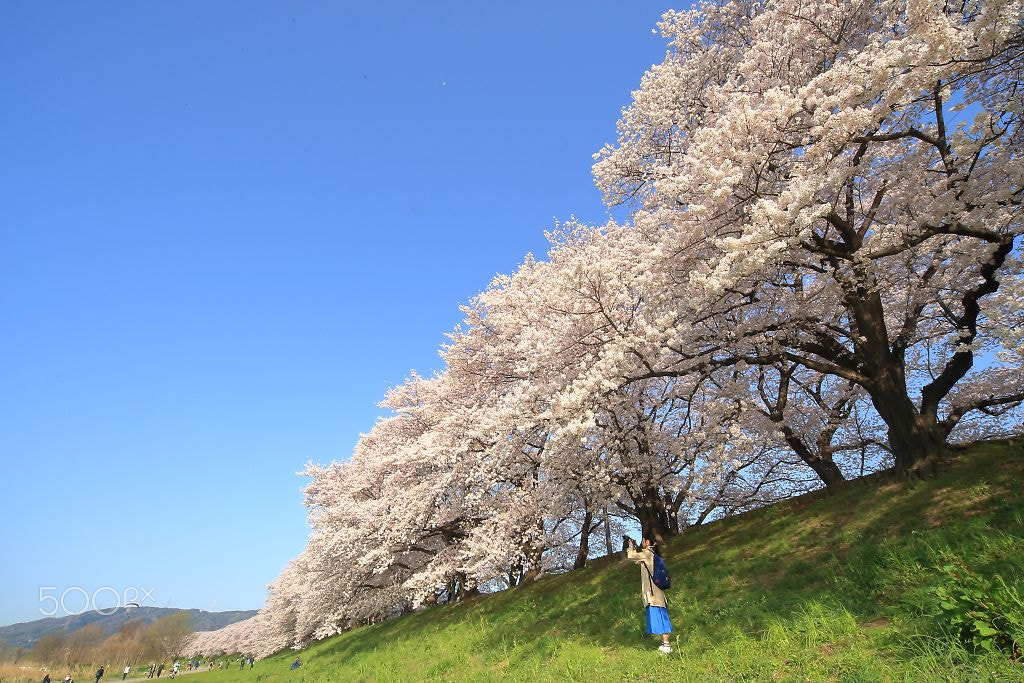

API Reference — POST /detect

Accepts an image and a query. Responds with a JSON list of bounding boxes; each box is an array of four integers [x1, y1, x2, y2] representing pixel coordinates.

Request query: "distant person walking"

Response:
[[41, 675, 51, 683], [625, 536, 674, 654], [248, 655, 254, 669], [122, 664, 130, 680], [156, 662, 164, 678], [94, 666, 104, 683]]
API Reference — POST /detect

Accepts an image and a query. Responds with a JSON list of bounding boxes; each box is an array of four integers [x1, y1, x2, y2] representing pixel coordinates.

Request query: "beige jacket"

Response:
[[626, 545, 668, 608]]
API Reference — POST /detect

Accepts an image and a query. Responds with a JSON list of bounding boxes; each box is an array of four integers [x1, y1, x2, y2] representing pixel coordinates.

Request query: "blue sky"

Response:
[[0, 1, 669, 626]]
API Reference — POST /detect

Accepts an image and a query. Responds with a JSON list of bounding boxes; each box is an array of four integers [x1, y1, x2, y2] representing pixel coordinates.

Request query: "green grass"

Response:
[[121, 442, 1024, 681]]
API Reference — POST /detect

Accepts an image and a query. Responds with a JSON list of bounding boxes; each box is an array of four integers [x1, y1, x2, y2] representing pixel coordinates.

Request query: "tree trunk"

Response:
[[779, 426, 848, 490], [876, 399, 948, 477], [507, 564, 520, 588], [521, 549, 544, 582], [603, 506, 613, 557], [692, 502, 716, 527], [573, 508, 593, 570], [848, 285, 949, 476], [635, 489, 673, 545], [522, 520, 546, 581], [860, 354, 948, 477], [453, 572, 466, 601], [808, 456, 849, 489]]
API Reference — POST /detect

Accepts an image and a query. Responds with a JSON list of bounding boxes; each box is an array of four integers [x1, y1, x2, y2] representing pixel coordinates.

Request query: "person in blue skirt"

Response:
[[626, 536, 673, 653]]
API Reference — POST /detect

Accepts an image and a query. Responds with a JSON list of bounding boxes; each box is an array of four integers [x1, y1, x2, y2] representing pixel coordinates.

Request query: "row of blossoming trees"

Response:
[[190, 0, 1024, 658]]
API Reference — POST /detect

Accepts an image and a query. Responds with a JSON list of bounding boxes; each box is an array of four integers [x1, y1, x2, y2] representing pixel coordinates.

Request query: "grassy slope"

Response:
[[196, 442, 1024, 681]]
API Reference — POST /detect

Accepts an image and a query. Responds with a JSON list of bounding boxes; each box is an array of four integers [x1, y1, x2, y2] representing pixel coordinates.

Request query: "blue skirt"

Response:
[[645, 605, 672, 635]]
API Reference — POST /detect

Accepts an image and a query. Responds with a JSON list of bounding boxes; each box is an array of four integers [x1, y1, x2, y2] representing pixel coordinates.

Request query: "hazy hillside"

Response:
[[0, 607, 256, 650]]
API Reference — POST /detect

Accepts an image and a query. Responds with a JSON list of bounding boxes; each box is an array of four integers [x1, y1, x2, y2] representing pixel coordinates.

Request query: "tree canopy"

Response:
[[190, 0, 1023, 657]]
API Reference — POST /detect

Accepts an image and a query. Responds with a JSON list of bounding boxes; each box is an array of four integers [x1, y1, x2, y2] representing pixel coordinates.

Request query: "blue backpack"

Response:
[[651, 553, 671, 590]]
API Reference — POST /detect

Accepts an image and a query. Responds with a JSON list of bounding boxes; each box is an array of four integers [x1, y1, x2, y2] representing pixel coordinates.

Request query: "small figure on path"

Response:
[[122, 664, 130, 680], [94, 666, 104, 683], [625, 536, 674, 654], [156, 662, 164, 678]]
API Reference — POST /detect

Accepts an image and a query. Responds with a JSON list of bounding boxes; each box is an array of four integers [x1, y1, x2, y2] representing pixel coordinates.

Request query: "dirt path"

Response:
[[117, 665, 219, 683]]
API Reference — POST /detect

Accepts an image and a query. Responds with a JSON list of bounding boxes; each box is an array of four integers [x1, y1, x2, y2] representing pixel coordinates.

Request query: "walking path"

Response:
[[117, 666, 221, 683]]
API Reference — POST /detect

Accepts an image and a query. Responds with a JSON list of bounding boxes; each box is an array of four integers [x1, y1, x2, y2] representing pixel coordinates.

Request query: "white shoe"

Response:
[[658, 643, 672, 654]]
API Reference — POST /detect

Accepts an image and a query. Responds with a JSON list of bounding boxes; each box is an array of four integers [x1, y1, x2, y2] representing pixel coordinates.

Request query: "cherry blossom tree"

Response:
[[593, 0, 1024, 474], [192, 1, 1023, 654]]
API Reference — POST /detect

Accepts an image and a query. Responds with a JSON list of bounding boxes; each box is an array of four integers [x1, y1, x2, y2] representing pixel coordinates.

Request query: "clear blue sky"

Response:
[[0, 1, 669, 626]]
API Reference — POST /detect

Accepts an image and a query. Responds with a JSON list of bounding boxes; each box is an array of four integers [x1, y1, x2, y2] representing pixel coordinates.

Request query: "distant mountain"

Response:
[[0, 607, 257, 649]]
